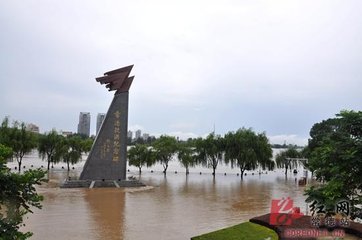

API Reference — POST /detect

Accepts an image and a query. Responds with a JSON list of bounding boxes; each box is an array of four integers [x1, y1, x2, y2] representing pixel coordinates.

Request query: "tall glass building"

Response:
[[77, 112, 91, 137], [96, 113, 106, 135]]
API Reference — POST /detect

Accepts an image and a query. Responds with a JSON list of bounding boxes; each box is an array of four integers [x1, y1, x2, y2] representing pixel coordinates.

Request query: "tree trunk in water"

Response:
[[240, 168, 245, 179], [67, 161, 70, 171], [163, 164, 168, 174], [186, 166, 189, 175], [285, 166, 288, 175], [212, 167, 216, 176], [139, 167, 142, 173], [18, 159, 21, 173], [47, 154, 52, 170]]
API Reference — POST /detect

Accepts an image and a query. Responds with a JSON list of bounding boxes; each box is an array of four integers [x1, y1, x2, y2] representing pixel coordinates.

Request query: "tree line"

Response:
[[128, 128, 284, 178], [0, 117, 93, 172], [0, 116, 305, 178], [0, 118, 46, 238], [0, 117, 95, 238], [21, 128, 307, 180]]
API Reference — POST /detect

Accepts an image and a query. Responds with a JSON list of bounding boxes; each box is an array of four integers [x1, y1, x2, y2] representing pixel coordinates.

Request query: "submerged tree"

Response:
[[224, 128, 274, 179], [55, 136, 83, 171], [128, 144, 155, 173], [177, 142, 196, 175], [305, 110, 362, 218], [194, 133, 224, 176], [38, 130, 64, 170], [0, 117, 11, 146], [153, 135, 178, 174], [0, 143, 46, 239], [81, 137, 94, 153], [0, 118, 37, 172], [275, 148, 301, 175]]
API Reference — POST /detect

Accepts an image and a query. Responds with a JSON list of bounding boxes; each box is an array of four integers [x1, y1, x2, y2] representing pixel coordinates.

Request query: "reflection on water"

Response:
[[14, 152, 311, 240], [85, 189, 125, 240], [123, 174, 276, 240]]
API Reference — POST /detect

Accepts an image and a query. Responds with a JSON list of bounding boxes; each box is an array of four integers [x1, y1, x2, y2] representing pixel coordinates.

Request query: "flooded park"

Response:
[[6, 149, 312, 240]]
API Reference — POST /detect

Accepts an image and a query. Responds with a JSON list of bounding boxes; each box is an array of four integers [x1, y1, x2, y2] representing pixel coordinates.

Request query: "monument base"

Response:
[[60, 179, 146, 188]]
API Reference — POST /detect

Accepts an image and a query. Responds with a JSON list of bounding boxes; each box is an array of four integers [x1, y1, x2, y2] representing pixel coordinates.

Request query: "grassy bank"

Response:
[[191, 222, 278, 240]]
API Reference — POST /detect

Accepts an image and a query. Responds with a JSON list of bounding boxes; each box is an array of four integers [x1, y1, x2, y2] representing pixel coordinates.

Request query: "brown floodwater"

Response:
[[6, 151, 334, 239]]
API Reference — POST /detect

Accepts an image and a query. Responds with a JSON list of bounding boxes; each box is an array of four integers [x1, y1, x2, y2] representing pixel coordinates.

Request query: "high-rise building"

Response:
[[96, 113, 106, 134], [142, 133, 149, 140], [77, 112, 91, 137], [135, 129, 142, 139], [127, 130, 133, 139]]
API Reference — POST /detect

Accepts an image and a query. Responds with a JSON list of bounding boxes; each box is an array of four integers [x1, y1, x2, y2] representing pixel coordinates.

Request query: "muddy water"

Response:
[[21, 172, 308, 239], [8, 152, 312, 239]]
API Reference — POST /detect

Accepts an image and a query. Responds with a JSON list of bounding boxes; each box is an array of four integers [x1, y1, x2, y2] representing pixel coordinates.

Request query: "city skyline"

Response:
[[1, 1, 361, 146], [3, 112, 156, 139]]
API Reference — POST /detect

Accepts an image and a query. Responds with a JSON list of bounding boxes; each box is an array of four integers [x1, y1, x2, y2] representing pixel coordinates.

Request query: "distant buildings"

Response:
[[76, 112, 153, 140], [96, 113, 106, 134], [26, 123, 39, 134], [77, 112, 91, 137], [128, 130, 153, 142], [127, 130, 133, 139], [61, 131, 73, 137], [142, 133, 149, 140], [135, 129, 142, 140]]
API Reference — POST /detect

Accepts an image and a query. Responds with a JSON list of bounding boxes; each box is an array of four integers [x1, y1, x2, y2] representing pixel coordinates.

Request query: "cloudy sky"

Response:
[[0, 0, 361, 145]]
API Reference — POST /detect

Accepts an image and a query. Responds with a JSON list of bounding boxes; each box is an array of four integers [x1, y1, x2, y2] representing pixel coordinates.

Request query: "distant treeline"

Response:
[[129, 137, 305, 149], [0, 116, 306, 178], [270, 143, 304, 149]]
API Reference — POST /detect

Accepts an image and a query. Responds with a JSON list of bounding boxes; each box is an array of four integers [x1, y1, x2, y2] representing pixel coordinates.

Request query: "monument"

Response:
[[62, 65, 144, 188]]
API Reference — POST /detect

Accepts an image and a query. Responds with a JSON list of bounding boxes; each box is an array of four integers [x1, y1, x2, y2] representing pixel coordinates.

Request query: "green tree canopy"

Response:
[[177, 141, 196, 175], [81, 138, 94, 153], [55, 136, 83, 171], [0, 118, 11, 146], [37, 130, 64, 170], [152, 135, 178, 174], [0, 144, 46, 239], [275, 148, 301, 175], [224, 128, 274, 178], [0, 144, 12, 161], [194, 133, 224, 176], [128, 144, 155, 173], [0, 118, 37, 172], [305, 110, 362, 218]]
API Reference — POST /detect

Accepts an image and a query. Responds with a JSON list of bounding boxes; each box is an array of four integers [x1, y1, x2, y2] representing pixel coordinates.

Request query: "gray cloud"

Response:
[[0, 0, 361, 144]]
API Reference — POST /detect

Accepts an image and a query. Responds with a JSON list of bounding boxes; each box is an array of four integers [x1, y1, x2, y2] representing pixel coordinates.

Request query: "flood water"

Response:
[[8, 150, 312, 240]]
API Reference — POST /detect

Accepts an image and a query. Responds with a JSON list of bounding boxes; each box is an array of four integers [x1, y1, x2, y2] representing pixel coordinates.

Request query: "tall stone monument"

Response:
[[80, 65, 134, 181]]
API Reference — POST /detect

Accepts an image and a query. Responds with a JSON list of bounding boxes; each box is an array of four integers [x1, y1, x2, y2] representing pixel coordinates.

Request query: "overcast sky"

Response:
[[0, 0, 361, 145]]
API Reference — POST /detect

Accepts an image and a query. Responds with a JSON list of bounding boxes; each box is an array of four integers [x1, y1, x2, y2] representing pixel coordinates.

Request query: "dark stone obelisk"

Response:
[[80, 65, 134, 181]]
